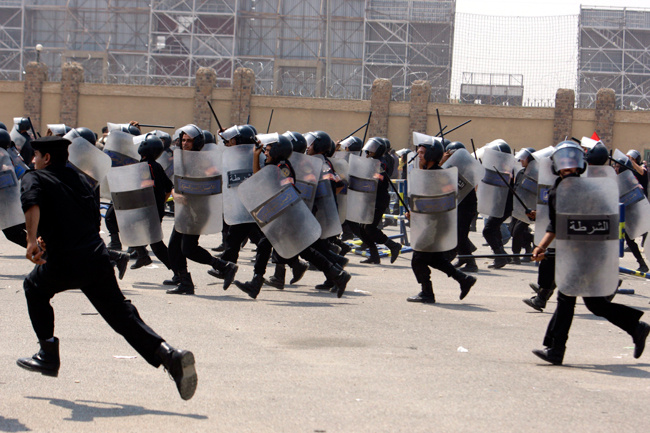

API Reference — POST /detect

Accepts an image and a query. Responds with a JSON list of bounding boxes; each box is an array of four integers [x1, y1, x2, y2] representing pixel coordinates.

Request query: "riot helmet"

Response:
[[261, 133, 292, 163], [362, 137, 387, 159], [487, 139, 512, 154], [151, 130, 172, 149], [627, 149, 642, 165], [138, 133, 164, 161], [0, 129, 11, 149], [416, 140, 444, 165], [0, 121, 7, 131], [551, 141, 586, 175], [179, 124, 205, 151], [15, 117, 30, 132], [446, 141, 466, 154], [305, 131, 334, 156], [339, 136, 363, 152], [586, 142, 609, 166], [74, 127, 97, 145], [203, 130, 216, 145], [282, 131, 308, 154], [515, 147, 536, 163], [47, 124, 71, 137], [220, 124, 257, 145]]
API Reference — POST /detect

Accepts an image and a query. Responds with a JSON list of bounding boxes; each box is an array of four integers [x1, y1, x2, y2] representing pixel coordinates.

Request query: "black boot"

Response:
[[17, 337, 60, 377], [532, 347, 564, 365], [315, 279, 335, 291], [163, 272, 181, 286], [166, 272, 195, 295], [108, 250, 130, 280], [326, 265, 351, 298], [265, 264, 286, 290], [455, 272, 477, 300], [459, 257, 478, 273], [130, 247, 153, 269], [234, 273, 264, 299], [452, 258, 467, 268], [523, 287, 554, 312], [385, 239, 401, 264], [360, 243, 380, 264], [407, 281, 435, 303], [107, 234, 122, 251], [156, 342, 197, 400], [127, 247, 137, 258], [289, 260, 309, 284], [212, 260, 238, 291]]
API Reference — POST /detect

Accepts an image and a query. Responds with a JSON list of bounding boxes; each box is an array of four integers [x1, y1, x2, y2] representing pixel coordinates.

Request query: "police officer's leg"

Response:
[[361, 206, 401, 263], [149, 240, 171, 270], [131, 246, 152, 269], [407, 251, 435, 303], [220, 223, 250, 264], [536, 291, 576, 364], [164, 228, 185, 286], [625, 233, 648, 272], [583, 297, 643, 337], [299, 245, 351, 297], [482, 215, 508, 268], [233, 226, 271, 299], [104, 204, 121, 250], [2, 223, 27, 248], [182, 233, 238, 291], [455, 208, 477, 271], [524, 253, 556, 311], [428, 252, 476, 300]]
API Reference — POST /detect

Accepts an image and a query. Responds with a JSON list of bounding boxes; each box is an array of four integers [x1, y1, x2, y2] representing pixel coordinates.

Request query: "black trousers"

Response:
[[168, 228, 215, 274], [221, 222, 272, 276], [23, 244, 164, 366], [457, 208, 476, 256], [537, 251, 556, 291], [2, 223, 27, 248], [411, 251, 460, 284], [358, 207, 390, 260], [624, 233, 646, 266], [510, 219, 533, 254], [543, 291, 643, 351], [134, 241, 171, 269], [483, 215, 508, 255], [104, 204, 119, 235]]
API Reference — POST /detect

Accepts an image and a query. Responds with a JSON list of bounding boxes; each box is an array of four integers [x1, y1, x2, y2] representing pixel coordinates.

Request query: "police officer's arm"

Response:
[[629, 158, 645, 176], [532, 232, 555, 262], [253, 141, 263, 173], [24, 205, 46, 265]]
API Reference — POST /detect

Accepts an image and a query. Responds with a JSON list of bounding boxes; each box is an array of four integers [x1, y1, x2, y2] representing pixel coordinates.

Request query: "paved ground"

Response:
[[1, 219, 649, 432]]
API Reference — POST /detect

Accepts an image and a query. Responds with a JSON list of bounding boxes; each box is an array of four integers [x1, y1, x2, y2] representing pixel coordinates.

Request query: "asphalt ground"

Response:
[[1, 218, 649, 432]]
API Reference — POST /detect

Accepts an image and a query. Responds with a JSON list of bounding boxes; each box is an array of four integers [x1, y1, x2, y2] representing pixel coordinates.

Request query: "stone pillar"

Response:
[[408, 80, 431, 147], [59, 62, 84, 127], [23, 62, 48, 132], [368, 78, 392, 138], [595, 88, 616, 150], [194, 67, 217, 130], [552, 89, 575, 145], [231, 67, 255, 126]]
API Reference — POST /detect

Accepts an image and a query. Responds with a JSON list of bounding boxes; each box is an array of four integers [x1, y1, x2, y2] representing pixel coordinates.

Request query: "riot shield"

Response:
[[531, 146, 555, 161], [222, 144, 255, 225], [555, 176, 619, 297], [441, 148, 485, 204], [333, 150, 351, 162], [0, 149, 24, 230], [346, 154, 381, 224], [156, 148, 175, 180], [238, 165, 322, 259], [173, 149, 223, 235], [408, 167, 458, 253], [585, 165, 616, 178], [66, 135, 112, 190], [104, 130, 140, 167], [10, 128, 26, 151], [534, 158, 557, 248], [313, 155, 343, 238], [107, 162, 163, 247], [47, 124, 67, 136], [617, 170, 650, 239], [512, 160, 539, 222], [330, 157, 349, 223], [288, 152, 323, 211], [477, 148, 515, 218], [6, 147, 28, 179]]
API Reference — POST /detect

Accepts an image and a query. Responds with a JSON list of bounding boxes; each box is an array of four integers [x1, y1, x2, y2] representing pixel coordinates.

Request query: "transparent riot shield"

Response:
[[330, 157, 349, 223], [101, 130, 140, 199], [238, 165, 321, 259], [585, 165, 616, 178], [477, 148, 515, 218], [222, 144, 255, 225], [333, 150, 351, 162], [6, 147, 28, 179], [107, 162, 163, 247], [156, 148, 175, 180], [288, 152, 323, 211], [0, 149, 24, 230], [408, 167, 458, 252], [534, 158, 557, 248], [617, 169, 650, 239], [442, 149, 485, 204], [10, 128, 26, 151], [67, 136, 112, 190], [555, 176, 619, 297], [346, 154, 381, 224], [313, 155, 343, 238], [173, 149, 223, 235], [512, 160, 539, 222]]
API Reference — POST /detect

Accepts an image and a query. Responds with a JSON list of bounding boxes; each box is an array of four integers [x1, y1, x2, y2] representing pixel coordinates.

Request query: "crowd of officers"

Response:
[[1, 115, 649, 398]]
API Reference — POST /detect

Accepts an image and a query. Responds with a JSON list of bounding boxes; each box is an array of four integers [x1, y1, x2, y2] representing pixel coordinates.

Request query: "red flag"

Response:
[[591, 131, 601, 141]]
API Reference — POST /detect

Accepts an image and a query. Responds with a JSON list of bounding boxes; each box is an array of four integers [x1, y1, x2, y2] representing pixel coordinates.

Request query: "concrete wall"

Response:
[[2, 69, 650, 155]]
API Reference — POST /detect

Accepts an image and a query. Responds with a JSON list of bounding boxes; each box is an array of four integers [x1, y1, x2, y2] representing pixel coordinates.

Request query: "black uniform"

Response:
[[509, 169, 534, 262], [20, 164, 165, 366], [535, 175, 647, 363], [482, 174, 514, 268]]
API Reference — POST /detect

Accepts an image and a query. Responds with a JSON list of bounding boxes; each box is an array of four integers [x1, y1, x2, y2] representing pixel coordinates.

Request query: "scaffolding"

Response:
[[578, 6, 650, 110], [0, 0, 455, 100]]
